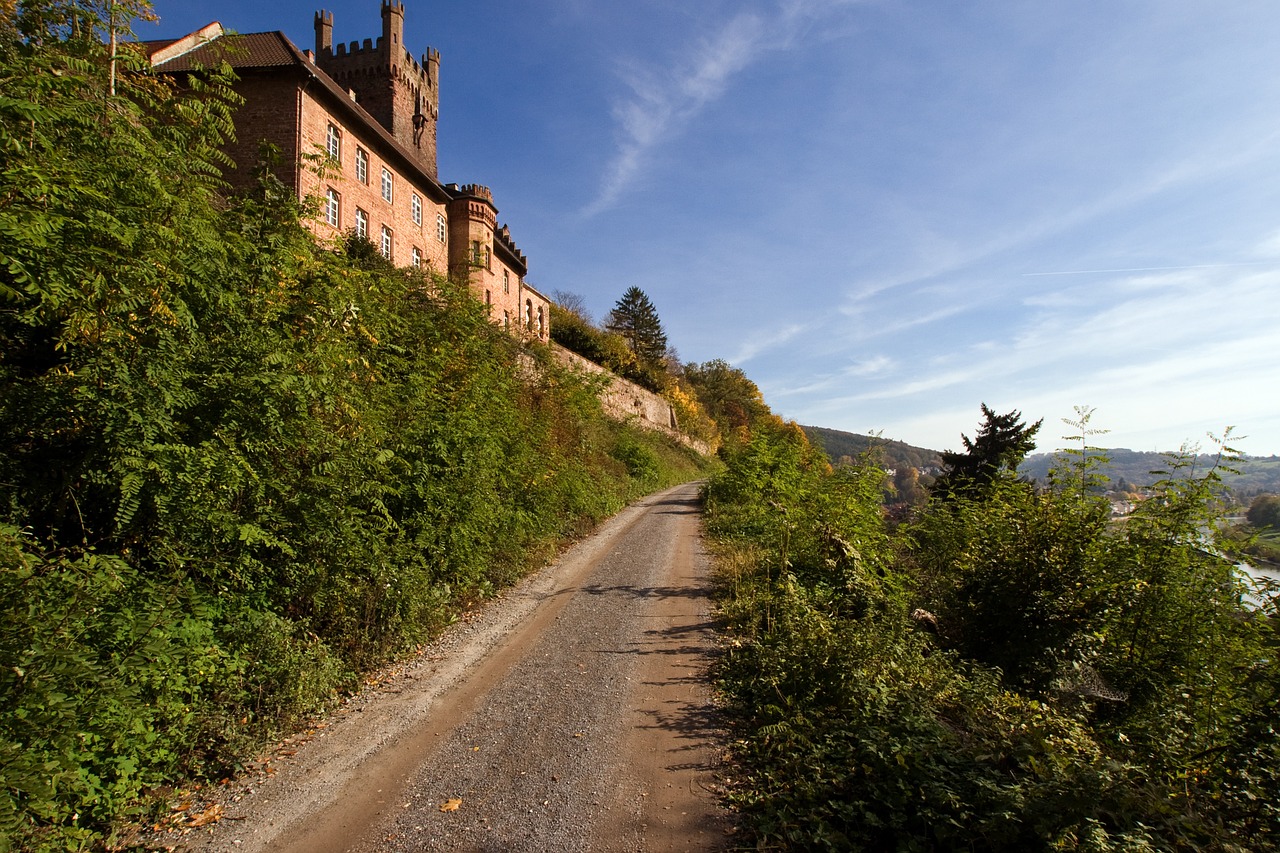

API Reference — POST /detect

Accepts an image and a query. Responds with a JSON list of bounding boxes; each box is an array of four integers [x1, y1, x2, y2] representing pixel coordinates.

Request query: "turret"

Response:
[[314, 10, 333, 55], [313, 4, 440, 178], [381, 0, 404, 60]]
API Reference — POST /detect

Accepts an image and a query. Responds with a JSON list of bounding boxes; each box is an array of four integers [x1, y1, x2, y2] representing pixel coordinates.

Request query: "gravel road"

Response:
[[170, 481, 730, 852]]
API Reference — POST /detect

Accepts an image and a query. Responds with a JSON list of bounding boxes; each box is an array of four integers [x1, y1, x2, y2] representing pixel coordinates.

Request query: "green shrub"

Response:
[[0, 526, 232, 851], [707, 421, 1280, 851]]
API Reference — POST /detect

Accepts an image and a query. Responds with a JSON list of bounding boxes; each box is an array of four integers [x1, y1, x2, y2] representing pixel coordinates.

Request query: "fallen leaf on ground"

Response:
[[188, 804, 224, 827], [439, 798, 462, 813]]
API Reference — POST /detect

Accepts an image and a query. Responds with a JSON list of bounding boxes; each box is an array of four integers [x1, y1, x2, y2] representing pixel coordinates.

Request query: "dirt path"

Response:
[[176, 482, 730, 852]]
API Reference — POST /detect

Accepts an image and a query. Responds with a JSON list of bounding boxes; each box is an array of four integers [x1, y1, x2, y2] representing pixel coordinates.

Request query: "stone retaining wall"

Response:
[[550, 344, 712, 456]]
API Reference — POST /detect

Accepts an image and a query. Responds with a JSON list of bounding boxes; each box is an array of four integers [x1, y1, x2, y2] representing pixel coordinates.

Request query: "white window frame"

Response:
[[503, 269, 509, 294], [326, 123, 341, 162], [355, 207, 368, 240], [411, 246, 422, 268], [381, 167, 393, 204], [355, 147, 368, 184], [325, 187, 340, 227], [436, 212, 447, 242], [380, 225, 393, 260], [411, 193, 422, 227]]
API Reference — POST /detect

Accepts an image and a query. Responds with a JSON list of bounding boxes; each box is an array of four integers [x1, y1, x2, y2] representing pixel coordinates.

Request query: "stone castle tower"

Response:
[[313, 1, 440, 179]]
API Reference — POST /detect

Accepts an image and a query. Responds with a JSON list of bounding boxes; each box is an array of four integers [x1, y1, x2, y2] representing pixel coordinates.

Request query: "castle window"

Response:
[[470, 240, 481, 265], [485, 290, 492, 313], [381, 167, 393, 203], [537, 306, 545, 338], [355, 148, 368, 184], [326, 123, 341, 162], [411, 193, 422, 227], [503, 311, 510, 330], [355, 207, 368, 240], [412, 246, 422, 268], [380, 225, 393, 259], [436, 212, 447, 242], [325, 187, 340, 228], [503, 269, 509, 294]]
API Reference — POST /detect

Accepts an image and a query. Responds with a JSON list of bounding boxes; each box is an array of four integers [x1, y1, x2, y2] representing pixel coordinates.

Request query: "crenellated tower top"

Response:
[[313, 3, 441, 178]]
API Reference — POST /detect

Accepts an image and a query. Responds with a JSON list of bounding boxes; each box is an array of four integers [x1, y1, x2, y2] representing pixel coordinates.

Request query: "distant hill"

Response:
[[1019, 449, 1280, 497], [802, 427, 1280, 500], [801, 426, 943, 472]]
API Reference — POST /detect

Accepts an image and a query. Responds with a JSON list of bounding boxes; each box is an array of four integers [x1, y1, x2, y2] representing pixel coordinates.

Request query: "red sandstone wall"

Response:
[[220, 73, 304, 195], [296, 89, 449, 272]]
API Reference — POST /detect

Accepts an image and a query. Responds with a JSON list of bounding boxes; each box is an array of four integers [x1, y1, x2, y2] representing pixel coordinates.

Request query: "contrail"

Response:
[[1022, 261, 1275, 276]]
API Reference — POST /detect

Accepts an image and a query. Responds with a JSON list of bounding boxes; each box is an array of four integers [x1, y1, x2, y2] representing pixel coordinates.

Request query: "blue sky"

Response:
[[146, 1, 1280, 456]]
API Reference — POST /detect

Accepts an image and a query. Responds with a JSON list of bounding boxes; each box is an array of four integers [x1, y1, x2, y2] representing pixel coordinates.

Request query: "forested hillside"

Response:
[[1021, 449, 1280, 497], [801, 424, 942, 471], [0, 5, 715, 848]]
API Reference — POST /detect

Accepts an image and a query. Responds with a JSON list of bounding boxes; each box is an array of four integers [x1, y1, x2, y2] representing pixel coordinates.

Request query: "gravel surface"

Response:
[[160, 482, 730, 852]]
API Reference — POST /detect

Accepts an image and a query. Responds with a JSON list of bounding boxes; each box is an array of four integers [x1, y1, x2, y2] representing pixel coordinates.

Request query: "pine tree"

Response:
[[933, 404, 1042, 499], [605, 286, 668, 367]]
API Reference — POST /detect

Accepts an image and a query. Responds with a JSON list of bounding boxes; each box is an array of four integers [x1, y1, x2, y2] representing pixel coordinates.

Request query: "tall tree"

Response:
[[605, 286, 668, 367], [933, 404, 1042, 499], [1247, 493, 1280, 530], [683, 359, 774, 440]]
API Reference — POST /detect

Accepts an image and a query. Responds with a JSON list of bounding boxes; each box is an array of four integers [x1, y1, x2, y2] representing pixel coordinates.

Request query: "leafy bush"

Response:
[[0, 526, 233, 851], [707, 419, 1280, 850]]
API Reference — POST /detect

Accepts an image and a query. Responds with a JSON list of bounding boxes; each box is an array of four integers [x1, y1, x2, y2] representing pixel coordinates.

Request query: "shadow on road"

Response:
[[645, 493, 704, 516], [581, 583, 710, 601]]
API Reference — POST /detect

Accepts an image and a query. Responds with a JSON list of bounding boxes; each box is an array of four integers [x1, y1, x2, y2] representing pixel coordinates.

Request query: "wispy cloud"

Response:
[[581, 14, 764, 217], [837, 123, 1280, 318], [580, 1, 861, 217], [802, 262, 1280, 450], [1022, 262, 1276, 277], [727, 321, 807, 364], [769, 354, 894, 398]]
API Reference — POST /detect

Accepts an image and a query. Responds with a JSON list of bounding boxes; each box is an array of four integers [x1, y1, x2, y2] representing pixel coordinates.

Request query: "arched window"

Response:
[[524, 299, 533, 330], [326, 123, 341, 162], [324, 188, 340, 227], [537, 306, 545, 338]]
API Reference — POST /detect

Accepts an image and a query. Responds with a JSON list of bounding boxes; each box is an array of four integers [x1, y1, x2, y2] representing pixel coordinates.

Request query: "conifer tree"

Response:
[[933, 404, 1042, 499], [605, 286, 668, 368]]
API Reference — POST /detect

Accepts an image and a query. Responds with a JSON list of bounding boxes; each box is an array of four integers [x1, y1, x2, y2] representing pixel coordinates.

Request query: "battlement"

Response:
[[495, 224, 527, 268], [329, 37, 375, 57], [456, 184, 494, 203], [313, 3, 440, 177]]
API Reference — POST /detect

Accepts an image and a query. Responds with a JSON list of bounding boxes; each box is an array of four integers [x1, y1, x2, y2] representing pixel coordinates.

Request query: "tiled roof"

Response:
[[149, 25, 452, 204], [151, 31, 300, 73]]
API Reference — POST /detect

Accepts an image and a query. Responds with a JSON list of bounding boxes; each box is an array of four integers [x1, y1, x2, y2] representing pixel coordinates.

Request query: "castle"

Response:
[[147, 3, 709, 450], [146, 2, 550, 340]]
